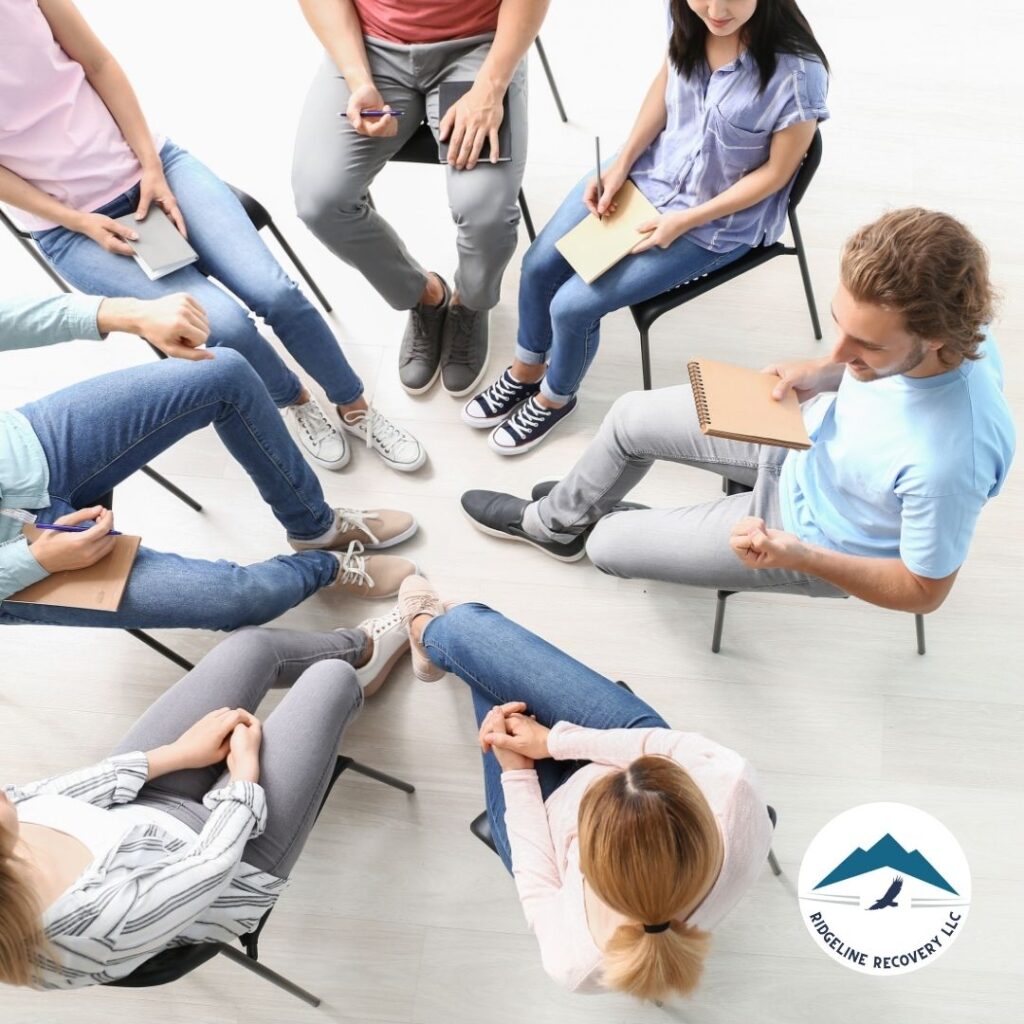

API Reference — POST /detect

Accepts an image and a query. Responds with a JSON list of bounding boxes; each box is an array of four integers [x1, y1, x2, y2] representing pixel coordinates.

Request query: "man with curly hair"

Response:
[[462, 208, 1016, 615]]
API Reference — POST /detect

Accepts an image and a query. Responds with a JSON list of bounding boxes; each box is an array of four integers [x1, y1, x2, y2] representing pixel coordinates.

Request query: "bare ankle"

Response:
[[410, 612, 433, 645], [419, 273, 445, 308], [510, 360, 545, 385]]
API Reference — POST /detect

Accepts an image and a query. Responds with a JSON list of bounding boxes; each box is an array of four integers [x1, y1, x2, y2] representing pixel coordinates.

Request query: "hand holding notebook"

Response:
[[115, 206, 197, 281], [687, 358, 812, 450]]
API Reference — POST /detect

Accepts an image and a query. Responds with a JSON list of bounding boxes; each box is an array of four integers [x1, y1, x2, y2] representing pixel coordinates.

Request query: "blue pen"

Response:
[[33, 523, 123, 536], [355, 109, 405, 118]]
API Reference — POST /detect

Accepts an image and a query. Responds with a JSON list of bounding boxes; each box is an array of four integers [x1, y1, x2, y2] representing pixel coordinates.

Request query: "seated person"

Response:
[[463, 0, 830, 453], [292, 0, 547, 398], [0, 0, 424, 473], [0, 293, 418, 631], [461, 209, 1016, 616], [0, 610, 410, 989], [396, 577, 772, 1000]]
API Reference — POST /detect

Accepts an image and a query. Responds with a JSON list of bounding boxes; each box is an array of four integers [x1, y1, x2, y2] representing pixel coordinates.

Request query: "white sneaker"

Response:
[[285, 398, 350, 470], [340, 407, 426, 473], [352, 604, 410, 696]]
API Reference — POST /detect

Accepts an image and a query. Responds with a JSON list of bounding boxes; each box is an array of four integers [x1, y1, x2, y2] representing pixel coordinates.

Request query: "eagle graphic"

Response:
[[867, 875, 903, 910]]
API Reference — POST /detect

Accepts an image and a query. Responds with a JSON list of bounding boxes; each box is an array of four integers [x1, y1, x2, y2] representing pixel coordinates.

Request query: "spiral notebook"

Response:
[[686, 359, 811, 450]]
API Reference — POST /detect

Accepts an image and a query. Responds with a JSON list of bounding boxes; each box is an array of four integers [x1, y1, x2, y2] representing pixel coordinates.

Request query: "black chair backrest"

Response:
[[788, 128, 822, 211]]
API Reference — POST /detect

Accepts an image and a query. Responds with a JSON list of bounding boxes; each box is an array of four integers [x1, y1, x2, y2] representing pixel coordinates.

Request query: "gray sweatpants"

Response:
[[111, 626, 367, 877], [523, 386, 846, 597], [292, 34, 527, 312]]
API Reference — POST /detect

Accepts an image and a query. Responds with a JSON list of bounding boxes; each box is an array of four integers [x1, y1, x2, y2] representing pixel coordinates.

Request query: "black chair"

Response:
[[533, 37, 568, 123], [107, 754, 415, 1007], [713, 478, 926, 655], [386, 122, 537, 243], [629, 129, 824, 391], [468, 679, 783, 876]]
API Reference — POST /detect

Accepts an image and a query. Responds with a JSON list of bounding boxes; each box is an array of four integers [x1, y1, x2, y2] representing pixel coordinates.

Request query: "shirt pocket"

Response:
[[706, 106, 771, 184]]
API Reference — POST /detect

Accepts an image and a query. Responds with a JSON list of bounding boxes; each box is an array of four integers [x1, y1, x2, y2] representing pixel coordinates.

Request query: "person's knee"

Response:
[[207, 301, 259, 349], [548, 281, 599, 333], [192, 345, 261, 399], [294, 176, 367, 237], [213, 625, 281, 665], [585, 518, 633, 578], [520, 233, 561, 290], [602, 389, 654, 452], [424, 602, 489, 657], [295, 660, 364, 718]]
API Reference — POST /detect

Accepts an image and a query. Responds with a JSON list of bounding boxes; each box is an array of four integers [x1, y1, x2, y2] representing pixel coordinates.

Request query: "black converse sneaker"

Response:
[[488, 394, 577, 455], [461, 369, 542, 428]]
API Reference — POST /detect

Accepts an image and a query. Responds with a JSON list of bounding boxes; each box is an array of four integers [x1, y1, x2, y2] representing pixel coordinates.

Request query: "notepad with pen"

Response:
[[686, 358, 812, 450]]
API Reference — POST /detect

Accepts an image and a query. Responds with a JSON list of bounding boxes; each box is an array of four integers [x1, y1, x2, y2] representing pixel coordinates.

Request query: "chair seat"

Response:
[[227, 184, 271, 232], [470, 809, 497, 852], [106, 941, 223, 988], [630, 242, 787, 330], [391, 122, 440, 165]]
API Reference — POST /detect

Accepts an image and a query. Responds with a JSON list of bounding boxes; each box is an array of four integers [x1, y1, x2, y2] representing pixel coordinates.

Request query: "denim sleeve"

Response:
[[0, 536, 49, 601], [0, 294, 104, 352], [774, 57, 830, 131]]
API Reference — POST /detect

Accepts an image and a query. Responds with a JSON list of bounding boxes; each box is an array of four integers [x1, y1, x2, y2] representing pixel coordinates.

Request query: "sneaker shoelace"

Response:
[[336, 508, 382, 547], [506, 397, 552, 441], [446, 306, 479, 366], [408, 307, 435, 361], [349, 408, 414, 460], [358, 604, 402, 642], [478, 372, 522, 414], [292, 400, 337, 448], [336, 540, 374, 590], [401, 591, 442, 624]]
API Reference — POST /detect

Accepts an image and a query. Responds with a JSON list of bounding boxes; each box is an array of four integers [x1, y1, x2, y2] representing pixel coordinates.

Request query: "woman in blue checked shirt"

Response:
[[463, 0, 830, 454]]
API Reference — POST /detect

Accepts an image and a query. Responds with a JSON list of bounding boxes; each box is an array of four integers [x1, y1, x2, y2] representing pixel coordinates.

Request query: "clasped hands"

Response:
[[149, 707, 263, 785], [479, 702, 551, 772]]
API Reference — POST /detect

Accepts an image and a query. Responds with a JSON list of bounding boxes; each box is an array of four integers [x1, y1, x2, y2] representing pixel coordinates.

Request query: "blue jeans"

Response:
[[34, 140, 363, 407], [0, 350, 339, 631], [423, 603, 668, 872], [516, 172, 751, 402]]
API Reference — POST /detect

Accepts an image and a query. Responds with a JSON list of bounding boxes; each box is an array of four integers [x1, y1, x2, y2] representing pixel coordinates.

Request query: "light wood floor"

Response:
[[2, 2, 1022, 1021]]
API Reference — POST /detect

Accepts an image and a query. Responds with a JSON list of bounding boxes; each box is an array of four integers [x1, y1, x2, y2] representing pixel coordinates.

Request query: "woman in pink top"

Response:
[[0, 0, 425, 474], [398, 582, 774, 1001]]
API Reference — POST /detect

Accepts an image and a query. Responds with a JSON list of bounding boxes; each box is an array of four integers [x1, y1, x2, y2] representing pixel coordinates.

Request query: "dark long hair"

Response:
[[669, 1, 829, 91]]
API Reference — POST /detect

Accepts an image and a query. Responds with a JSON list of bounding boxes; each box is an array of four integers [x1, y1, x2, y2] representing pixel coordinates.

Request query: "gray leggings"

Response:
[[111, 626, 367, 877]]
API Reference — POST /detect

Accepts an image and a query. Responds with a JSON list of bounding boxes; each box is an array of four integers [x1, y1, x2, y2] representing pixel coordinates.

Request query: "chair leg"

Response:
[[126, 629, 195, 672], [789, 212, 822, 341], [216, 943, 321, 1008], [518, 189, 536, 243], [639, 324, 653, 390], [768, 848, 783, 877], [344, 759, 416, 794], [533, 37, 568, 123], [711, 591, 734, 654], [915, 613, 926, 655], [265, 220, 333, 314], [139, 465, 203, 512]]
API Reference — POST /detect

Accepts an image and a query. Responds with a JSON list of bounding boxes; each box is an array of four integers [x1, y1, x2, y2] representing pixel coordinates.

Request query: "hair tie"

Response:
[[643, 922, 671, 934]]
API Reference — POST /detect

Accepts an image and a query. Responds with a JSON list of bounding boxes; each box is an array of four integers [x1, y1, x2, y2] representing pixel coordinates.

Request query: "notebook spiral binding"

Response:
[[687, 361, 710, 428]]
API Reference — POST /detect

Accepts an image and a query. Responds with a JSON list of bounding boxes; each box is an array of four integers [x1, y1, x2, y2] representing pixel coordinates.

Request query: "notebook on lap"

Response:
[[115, 206, 197, 281]]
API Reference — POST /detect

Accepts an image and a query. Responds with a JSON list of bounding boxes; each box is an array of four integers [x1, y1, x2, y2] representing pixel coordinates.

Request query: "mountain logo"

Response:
[[797, 803, 971, 976]]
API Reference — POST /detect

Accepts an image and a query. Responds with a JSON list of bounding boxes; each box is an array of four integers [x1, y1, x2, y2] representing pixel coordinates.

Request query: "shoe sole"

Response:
[[461, 505, 587, 563], [400, 362, 441, 396], [359, 638, 411, 697], [487, 402, 577, 457], [339, 424, 428, 474], [442, 336, 492, 398]]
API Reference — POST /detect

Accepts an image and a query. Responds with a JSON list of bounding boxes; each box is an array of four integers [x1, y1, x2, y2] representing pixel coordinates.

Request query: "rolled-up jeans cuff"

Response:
[[539, 378, 574, 405], [522, 499, 580, 546], [514, 343, 548, 366]]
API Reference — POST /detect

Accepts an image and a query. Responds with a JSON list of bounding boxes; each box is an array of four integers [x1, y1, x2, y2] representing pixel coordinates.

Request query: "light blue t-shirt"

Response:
[[779, 333, 1015, 579]]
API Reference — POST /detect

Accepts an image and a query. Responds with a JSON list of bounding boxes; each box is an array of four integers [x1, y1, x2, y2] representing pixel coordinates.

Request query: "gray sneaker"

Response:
[[440, 303, 490, 397], [399, 275, 449, 395]]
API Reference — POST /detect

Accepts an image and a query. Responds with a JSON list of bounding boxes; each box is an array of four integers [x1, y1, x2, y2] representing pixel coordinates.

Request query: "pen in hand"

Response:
[[357, 109, 405, 118], [595, 136, 604, 220], [32, 523, 123, 536]]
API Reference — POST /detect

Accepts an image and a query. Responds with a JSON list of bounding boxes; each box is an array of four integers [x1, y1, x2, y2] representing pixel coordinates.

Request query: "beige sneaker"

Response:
[[398, 575, 446, 681], [329, 541, 417, 599], [352, 604, 409, 696], [290, 507, 417, 552]]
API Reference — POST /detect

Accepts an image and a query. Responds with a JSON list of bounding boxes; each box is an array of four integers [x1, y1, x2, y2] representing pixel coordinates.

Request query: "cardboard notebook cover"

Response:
[[7, 529, 142, 611], [686, 358, 812, 450], [554, 181, 658, 284], [437, 81, 512, 162], [114, 206, 197, 280]]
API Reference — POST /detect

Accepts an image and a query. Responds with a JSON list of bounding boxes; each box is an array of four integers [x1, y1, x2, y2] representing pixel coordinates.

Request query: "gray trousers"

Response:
[[523, 386, 846, 597], [111, 626, 367, 877], [292, 34, 528, 312]]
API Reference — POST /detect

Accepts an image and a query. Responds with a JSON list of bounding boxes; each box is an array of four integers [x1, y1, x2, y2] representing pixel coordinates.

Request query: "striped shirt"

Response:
[[4, 753, 286, 990], [630, 45, 829, 252]]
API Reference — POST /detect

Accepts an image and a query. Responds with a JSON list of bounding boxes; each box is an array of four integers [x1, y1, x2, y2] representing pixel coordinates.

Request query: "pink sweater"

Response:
[[500, 723, 772, 993]]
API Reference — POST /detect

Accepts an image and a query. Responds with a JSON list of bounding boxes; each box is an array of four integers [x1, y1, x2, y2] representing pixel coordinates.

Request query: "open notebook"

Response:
[[554, 180, 657, 284], [7, 529, 142, 611], [115, 206, 197, 280], [687, 359, 812, 450]]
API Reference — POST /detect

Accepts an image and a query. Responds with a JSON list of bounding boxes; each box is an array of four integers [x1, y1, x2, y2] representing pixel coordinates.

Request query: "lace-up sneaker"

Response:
[[397, 575, 447, 681], [328, 541, 418, 599], [341, 407, 427, 473], [462, 368, 542, 428], [353, 604, 410, 696], [284, 398, 350, 470], [440, 304, 489, 397], [489, 395, 578, 455], [289, 507, 418, 552], [399, 275, 450, 395]]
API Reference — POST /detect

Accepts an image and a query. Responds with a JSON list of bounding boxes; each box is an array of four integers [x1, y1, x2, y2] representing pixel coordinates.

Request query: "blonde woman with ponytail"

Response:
[[401, 582, 774, 1001]]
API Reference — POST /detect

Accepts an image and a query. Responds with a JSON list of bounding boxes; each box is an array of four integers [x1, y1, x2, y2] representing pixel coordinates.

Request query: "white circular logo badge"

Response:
[[797, 803, 971, 975]]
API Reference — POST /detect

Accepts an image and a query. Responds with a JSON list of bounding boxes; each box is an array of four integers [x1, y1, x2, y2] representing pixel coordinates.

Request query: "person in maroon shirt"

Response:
[[293, 0, 549, 399]]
